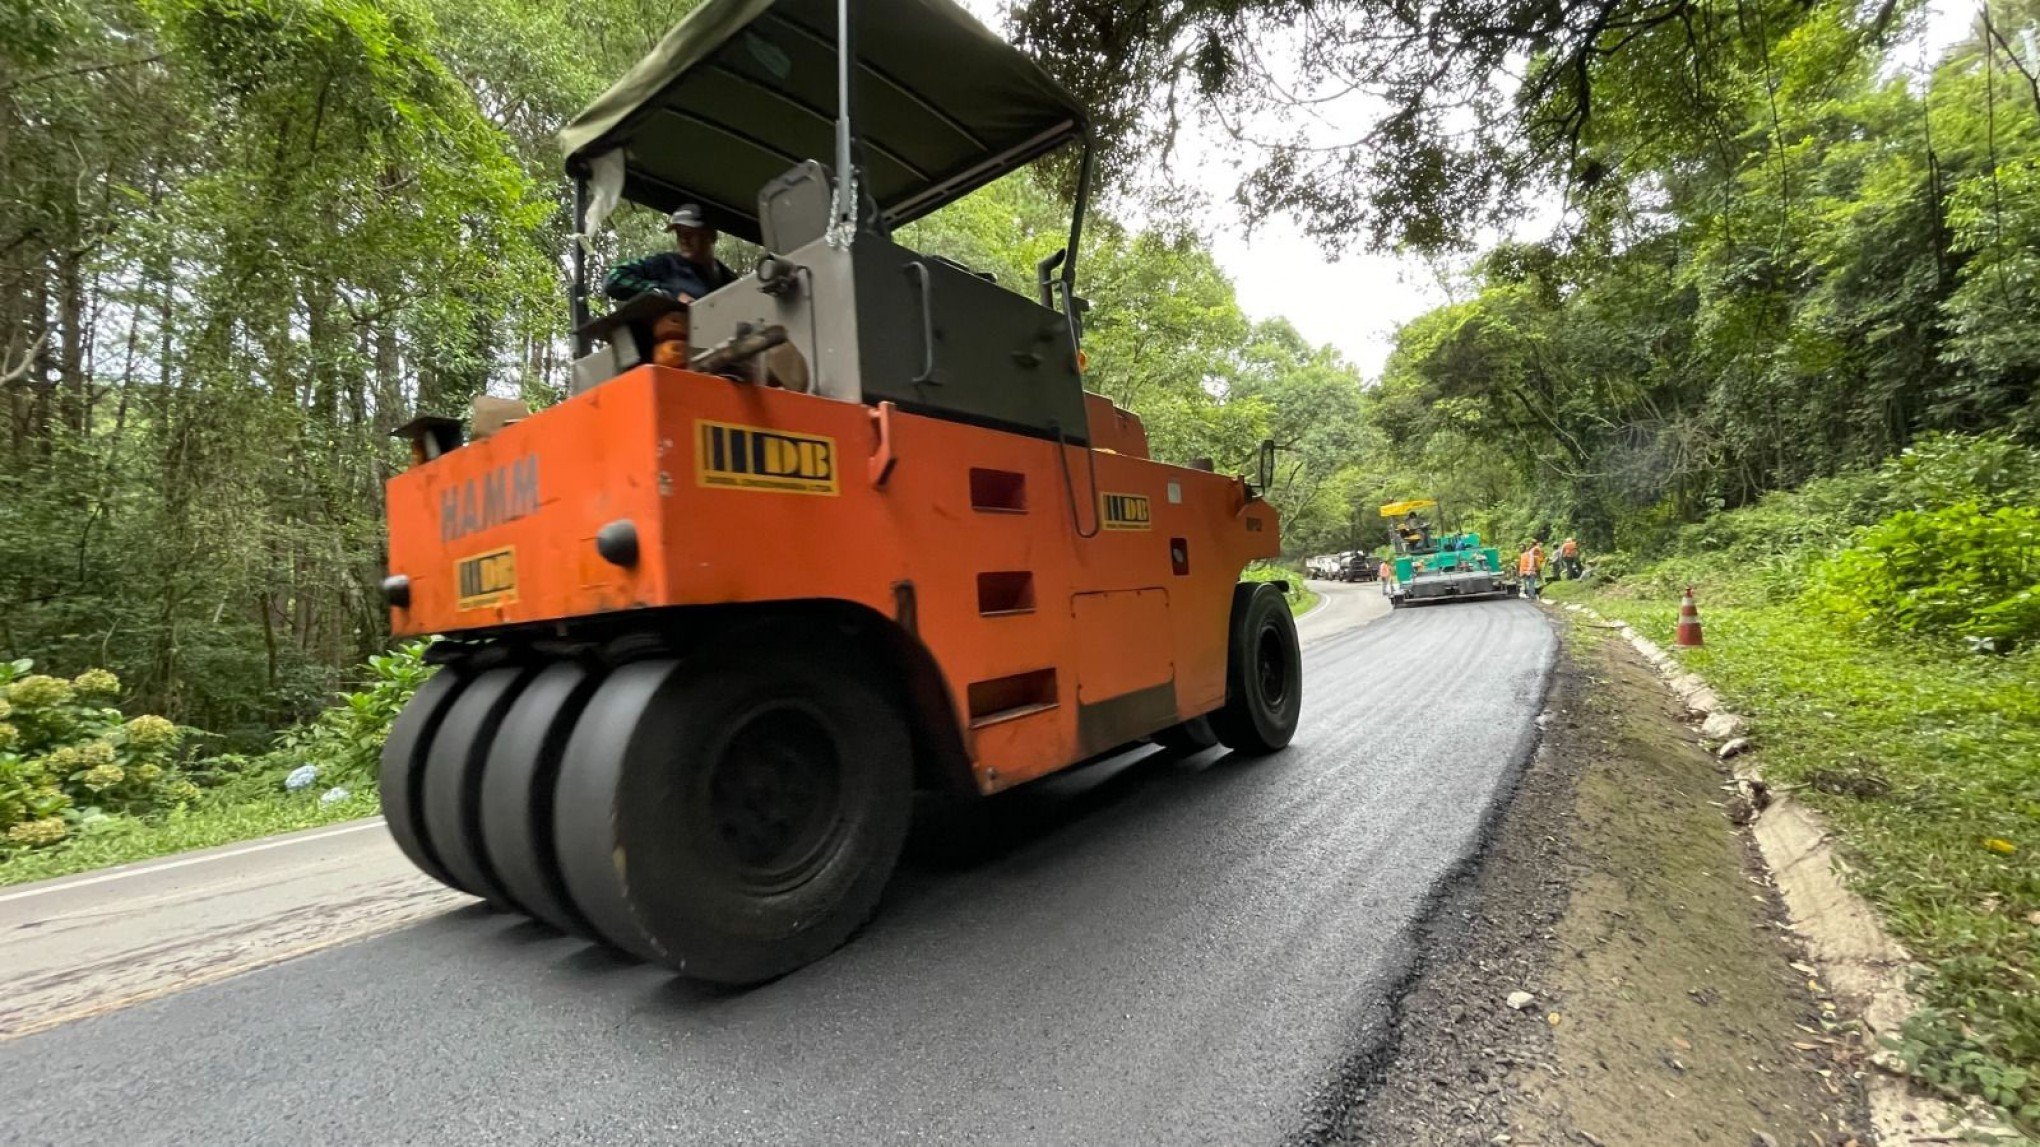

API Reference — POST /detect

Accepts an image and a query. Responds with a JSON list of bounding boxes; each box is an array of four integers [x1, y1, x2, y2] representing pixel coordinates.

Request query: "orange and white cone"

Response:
[[1675, 586, 1704, 648]]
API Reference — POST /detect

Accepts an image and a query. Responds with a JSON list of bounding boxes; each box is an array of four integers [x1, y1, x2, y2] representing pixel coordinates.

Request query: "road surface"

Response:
[[0, 581, 1552, 1146]]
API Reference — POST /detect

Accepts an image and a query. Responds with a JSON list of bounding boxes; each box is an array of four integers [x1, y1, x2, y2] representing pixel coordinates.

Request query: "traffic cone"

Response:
[[1675, 586, 1704, 648]]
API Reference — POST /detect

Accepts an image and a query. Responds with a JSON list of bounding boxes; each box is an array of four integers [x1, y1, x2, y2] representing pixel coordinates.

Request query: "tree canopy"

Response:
[[1350, 0, 2040, 551], [1009, 0, 1982, 253], [1, 0, 1371, 733]]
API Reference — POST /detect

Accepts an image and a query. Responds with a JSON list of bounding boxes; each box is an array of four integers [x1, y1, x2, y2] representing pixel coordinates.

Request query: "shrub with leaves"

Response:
[[254, 642, 436, 790], [1892, 1007, 2039, 1132], [1582, 550, 1635, 583], [1810, 502, 2040, 644], [0, 659, 198, 849], [1664, 434, 2040, 606]]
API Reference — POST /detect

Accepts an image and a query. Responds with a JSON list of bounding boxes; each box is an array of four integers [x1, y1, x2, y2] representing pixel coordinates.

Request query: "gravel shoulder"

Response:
[[1333, 621, 1872, 1146]]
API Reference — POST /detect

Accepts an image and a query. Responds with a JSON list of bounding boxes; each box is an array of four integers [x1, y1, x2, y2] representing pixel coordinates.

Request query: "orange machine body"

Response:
[[386, 366, 1279, 794]]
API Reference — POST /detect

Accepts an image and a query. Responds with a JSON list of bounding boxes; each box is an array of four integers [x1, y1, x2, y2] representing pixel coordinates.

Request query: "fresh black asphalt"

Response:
[[3, 595, 1556, 1146]]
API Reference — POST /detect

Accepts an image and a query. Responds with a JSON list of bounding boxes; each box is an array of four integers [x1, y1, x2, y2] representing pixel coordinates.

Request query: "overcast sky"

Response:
[[970, 0, 1979, 379]]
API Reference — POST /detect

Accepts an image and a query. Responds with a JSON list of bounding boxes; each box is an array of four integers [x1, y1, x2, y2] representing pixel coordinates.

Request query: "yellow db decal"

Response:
[[1101, 492, 1152, 531], [456, 547, 518, 611], [696, 420, 839, 495]]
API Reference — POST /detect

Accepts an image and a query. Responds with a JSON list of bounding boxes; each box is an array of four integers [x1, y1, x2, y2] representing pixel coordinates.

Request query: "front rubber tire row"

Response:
[[378, 653, 911, 986]]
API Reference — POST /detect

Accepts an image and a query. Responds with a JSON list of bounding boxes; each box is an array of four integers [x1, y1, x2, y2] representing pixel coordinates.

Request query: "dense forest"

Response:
[[3, 0, 2036, 733], [0, 0, 1379, 738], [1348, 0, 2040, 555]]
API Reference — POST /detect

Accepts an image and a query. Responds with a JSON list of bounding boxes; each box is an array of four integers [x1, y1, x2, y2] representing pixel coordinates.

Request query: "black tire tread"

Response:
[[418, 666, 532, 906], [378, 668, 469, 891], [479, 661, 604, 938], [1211, 583, 1304, 754]]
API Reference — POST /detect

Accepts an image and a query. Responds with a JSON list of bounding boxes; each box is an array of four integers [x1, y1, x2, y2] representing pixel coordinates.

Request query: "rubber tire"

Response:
[[550, 662, 669, 964], [479, 662, 604, 938], [553, 656, 914, 983], [419, 666, 533, 906], [379, 667, 469, 890], [1150, 715, 1220, 755], [1210, 583, 1303, 754]]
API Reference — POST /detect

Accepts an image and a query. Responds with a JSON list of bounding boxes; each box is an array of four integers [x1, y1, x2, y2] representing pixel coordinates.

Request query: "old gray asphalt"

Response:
[[2, 587, 1553, 1146]]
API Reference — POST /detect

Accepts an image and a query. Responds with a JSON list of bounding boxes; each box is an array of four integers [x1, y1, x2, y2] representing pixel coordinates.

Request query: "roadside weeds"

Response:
[[0, 789, 380, 889], [1537, 576, 2038, 1133], [1557, 600, 2026, 1145]]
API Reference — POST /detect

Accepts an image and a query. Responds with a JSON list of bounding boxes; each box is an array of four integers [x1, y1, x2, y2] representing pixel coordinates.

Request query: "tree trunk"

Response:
[[57, 245, 87, 435]]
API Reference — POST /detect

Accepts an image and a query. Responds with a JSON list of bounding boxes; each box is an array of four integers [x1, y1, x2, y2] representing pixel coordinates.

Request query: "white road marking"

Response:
[[1296, 586, 1334, 621], [0, 818, 388, 905]]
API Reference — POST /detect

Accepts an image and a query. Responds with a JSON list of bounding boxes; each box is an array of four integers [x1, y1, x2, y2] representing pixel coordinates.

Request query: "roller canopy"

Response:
[[558, 0, 1088, 243]]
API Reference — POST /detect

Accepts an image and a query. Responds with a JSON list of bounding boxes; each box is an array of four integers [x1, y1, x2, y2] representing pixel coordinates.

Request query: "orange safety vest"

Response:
[[1378, 562, 1392, 580], [1560, 538, 1578, 557], [1519, 549, 1540, 575]]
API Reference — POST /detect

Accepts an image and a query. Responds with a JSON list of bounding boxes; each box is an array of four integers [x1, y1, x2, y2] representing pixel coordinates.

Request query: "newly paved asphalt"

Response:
[[1, 583, 1554, 1146]]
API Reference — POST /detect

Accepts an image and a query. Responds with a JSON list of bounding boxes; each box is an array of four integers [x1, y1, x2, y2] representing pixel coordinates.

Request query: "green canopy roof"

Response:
[[558, 0, 1087, 243]]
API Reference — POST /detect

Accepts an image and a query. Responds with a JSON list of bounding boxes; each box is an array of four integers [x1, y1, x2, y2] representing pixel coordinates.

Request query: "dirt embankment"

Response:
[[1334, 626, 1870, 1146]]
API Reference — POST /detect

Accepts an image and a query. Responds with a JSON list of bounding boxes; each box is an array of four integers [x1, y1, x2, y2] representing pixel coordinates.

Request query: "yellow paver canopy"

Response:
[[1379, 499, 1438, 517]]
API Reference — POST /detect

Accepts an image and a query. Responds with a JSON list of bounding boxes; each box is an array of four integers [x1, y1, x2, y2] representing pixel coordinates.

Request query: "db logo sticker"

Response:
[[1101, 492, 1152, 531], [696, 420, 838, 495], [455, 547, 518, 611]]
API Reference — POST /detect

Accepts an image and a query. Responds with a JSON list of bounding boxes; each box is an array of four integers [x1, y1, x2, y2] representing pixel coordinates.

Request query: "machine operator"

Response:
[[605, 204, 737, 303]]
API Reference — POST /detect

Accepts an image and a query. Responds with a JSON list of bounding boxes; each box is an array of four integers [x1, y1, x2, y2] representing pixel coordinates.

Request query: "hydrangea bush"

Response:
[[0, 659, 199, 849]]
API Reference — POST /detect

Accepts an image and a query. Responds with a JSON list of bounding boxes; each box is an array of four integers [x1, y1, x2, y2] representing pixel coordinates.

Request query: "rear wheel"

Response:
[[1211, 583, 1303, 754], [553, 655, 914, 983]]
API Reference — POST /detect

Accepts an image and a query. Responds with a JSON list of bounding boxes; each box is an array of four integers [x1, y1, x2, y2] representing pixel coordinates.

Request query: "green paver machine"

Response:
[[1380, 499, 1510, 607]]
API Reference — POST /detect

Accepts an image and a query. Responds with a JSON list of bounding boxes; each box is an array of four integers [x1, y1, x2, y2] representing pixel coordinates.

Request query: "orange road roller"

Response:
[[376, 0, 1303, 984]]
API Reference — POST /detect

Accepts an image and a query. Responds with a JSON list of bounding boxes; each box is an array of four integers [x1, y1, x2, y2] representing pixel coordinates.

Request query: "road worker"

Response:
[[1518, 541, 1544, 600], [1558, 536, 1581, 580]]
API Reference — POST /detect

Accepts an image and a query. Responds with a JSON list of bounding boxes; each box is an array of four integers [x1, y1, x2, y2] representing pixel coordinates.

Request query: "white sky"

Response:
[[969, 0, 1980, 379]]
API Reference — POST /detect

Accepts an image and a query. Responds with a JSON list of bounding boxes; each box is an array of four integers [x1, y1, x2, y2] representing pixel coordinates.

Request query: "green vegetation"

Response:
[[1241, 563, 1320, 617], [1319, 0, 2040, 563], [1544, 437, 2040, 1129], [0, 660, 199, 847], [0, 787, 381, 888], [1810, 504, 2040, 645], [0, 645, 431, 885]]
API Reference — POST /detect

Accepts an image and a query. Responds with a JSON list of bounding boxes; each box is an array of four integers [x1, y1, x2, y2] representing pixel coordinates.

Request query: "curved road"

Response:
[[0, 583, 1554, 1146]]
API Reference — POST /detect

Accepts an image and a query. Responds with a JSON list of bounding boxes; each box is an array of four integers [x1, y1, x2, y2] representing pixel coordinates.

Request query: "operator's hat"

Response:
[[665, 203, 710, 231]]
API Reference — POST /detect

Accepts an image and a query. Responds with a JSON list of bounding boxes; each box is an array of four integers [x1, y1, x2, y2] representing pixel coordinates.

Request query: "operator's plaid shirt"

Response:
[[604, 253, 736, 302]]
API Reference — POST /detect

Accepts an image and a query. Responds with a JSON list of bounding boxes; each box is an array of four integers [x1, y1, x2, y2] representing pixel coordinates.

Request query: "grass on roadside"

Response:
[[0, 787, 382, 888], [1546, 574, 2040, 1126], [1242, 562, 1320, 616], [1289, 585, 1321, 617]]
